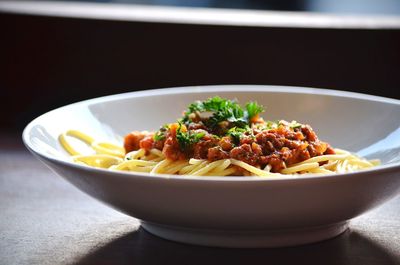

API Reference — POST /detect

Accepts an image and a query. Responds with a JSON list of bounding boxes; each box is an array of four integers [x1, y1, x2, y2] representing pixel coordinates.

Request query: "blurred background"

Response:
[[1, 0, 400, 135], [39, 0, 400, 14]]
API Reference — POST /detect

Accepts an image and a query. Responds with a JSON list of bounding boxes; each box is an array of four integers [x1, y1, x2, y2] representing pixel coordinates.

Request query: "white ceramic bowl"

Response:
[[23, 85, 400, 248]]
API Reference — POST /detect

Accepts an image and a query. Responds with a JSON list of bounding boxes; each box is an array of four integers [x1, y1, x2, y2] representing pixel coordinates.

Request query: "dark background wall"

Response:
[[1, 12, 400, 133]]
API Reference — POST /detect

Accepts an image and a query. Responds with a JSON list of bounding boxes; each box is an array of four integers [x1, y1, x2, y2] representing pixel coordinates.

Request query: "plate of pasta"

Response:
[[23, 85, 400, 247]]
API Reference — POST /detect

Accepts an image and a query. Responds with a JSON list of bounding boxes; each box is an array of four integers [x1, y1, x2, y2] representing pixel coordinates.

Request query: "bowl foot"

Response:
[[141, 220, 349, 248]]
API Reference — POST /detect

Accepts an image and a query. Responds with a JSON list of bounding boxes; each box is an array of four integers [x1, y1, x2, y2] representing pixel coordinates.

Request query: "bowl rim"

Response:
[[22, 84, 400, 182]]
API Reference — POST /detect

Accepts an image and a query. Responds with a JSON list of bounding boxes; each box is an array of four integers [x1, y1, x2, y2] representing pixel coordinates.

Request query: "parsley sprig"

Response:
[[245, 102, 264, 121], [226, 126, 252, 146], [183, 96, 264, 133], [153, 124, 169, 141], [176, 123, 205, 150]]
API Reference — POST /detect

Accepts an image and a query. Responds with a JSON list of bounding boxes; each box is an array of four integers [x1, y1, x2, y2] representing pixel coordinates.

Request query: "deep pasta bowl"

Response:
[[22, 85, 400, 247]]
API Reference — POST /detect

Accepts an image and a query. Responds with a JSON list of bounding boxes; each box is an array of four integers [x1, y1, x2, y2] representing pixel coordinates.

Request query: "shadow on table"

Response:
[[73, 227, 399, 265]]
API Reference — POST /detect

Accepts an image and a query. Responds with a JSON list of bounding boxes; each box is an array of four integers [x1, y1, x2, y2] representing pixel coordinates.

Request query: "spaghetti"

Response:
[[59, 97, 379, 177]]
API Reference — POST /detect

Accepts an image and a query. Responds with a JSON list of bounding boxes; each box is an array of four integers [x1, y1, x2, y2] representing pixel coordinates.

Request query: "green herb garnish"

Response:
[[154, 131, 165, 141], [227, 126, 251, 146], [245, 101, 264, 120], [288, 121, 302, 129], [182, 96, 264, 134], [264, 120, 279, 130], [153, 124, 169, 141], [176, 123, 205, 150]]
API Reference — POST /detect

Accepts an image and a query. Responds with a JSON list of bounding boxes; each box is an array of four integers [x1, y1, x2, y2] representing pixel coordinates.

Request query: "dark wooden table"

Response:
[[1, 134, 400, 265]]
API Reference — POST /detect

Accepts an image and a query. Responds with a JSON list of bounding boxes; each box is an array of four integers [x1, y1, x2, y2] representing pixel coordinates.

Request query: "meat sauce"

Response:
[[124, 121, 335, 173]]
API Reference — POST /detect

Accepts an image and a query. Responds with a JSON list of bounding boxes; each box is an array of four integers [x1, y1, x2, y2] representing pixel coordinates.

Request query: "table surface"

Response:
[[1, 135, 400, 265]]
